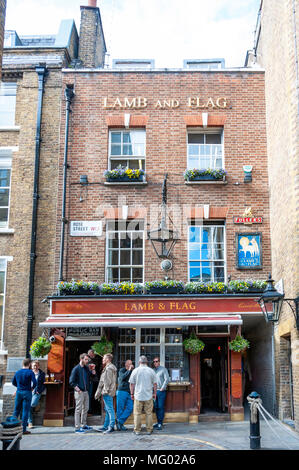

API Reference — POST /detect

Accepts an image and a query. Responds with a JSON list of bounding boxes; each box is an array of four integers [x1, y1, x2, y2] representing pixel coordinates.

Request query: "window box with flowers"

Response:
[[144, 280, 185, 295], [184, 168, 227, 183], [104, 167, 146, 183]]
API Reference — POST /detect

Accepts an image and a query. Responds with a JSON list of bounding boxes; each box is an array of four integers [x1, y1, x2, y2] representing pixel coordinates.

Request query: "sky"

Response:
[[5, 0, 261, 68]]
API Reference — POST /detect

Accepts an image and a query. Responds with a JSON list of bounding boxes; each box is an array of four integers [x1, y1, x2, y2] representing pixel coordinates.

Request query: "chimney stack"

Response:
[[78, 1, 107, 68]]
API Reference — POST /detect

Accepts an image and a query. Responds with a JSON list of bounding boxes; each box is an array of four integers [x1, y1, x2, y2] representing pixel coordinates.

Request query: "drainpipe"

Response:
[[58, 84, 74, 281], [26, 65, 47, 357]]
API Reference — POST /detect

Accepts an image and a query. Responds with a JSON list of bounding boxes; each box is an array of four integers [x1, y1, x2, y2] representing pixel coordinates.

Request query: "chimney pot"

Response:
[[88, 0, 97, 7]]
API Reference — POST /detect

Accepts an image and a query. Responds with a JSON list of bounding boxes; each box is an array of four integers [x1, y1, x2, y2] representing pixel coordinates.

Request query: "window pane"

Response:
[[0, 208, 8, 225], [206, 133, 221, 144], [119, 268, 131, 281], [190, 265, 201, 281], [188, 145, 199, 156], [189, 226, 200, 243], [108, 250, 118, 266], [140, 345, 160, 365], [0, 272, 5, 293], [214, 262, 225, 282], [120, 250, 131, 265], [165, 345, 184, 372], [110, 144, 122, 156], [119, 328, 136, 344], [188, 134, 204, 144], [132, 250, 142, 265], [202, 262, 212, 281], [0, 188, 9, 207], [0, 96, 16, 126], [165, 328, 183, 344], [108, 233, 119, 249], [118, 346, 136, 369], [132, 236, 143, 249], [0, 169, 10, 187], [132, 268, 143, 282], [111, 160, 127, 169], [141, 328, 160, 344], [123, 144, 133, 156], [107, 267, 119, 283], [120, 234, 131, 249], [111, 132, 121, 143]]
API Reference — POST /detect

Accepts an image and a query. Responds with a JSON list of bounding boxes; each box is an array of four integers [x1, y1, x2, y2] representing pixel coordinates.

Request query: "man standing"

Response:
[[12, 358, 37, 435], [95, 353, 117, 434], [87, 348, 99, 415], [129, 355, 157, 436], [116, 359, 134, 431], [28, 360, 46, 429], [69, 353, 97, 433], [152, 357, 170, 430]]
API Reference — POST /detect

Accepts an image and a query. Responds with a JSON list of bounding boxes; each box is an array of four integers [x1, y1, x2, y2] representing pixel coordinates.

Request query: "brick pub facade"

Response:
[[39, 5, 275, 424], [1, 1, 275, 426]]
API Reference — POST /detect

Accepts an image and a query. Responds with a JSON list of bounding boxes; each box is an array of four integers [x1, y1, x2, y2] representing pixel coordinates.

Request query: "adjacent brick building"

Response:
[[247, 0, 299, 430], [0, 0, 6, 79]]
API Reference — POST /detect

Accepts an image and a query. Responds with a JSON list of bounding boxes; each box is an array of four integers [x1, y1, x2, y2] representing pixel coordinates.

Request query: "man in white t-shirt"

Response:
[[129, 355, 157, 435]]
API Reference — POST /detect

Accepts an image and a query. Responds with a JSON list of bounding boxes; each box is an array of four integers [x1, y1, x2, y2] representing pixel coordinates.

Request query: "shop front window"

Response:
[[117, 327, 186, 379]]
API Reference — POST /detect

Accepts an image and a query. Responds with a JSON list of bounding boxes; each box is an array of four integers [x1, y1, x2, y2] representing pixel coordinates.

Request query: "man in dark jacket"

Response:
[[69, 353, 97, 433], [116, 359, 134, 431], [28, 360, 46, 429], [12, 358, 37, 434]]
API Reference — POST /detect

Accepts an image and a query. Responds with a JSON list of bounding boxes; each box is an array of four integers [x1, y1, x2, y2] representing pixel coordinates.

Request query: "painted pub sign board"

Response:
[[236, 232, 262, 269]]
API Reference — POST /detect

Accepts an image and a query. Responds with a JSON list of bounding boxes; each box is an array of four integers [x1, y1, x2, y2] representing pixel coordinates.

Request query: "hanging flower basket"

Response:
[[229, 335, 250, 353], [183, 332, 205, 354], [30, 336, 52, 358], [91, 337, 114, 357]]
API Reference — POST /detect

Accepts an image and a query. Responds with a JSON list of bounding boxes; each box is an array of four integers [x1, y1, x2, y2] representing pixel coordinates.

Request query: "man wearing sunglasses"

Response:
[[152, 357, 170, 430]]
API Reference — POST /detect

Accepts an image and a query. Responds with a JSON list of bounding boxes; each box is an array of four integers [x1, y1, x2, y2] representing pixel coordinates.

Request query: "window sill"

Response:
[[0, 228, 14, 234], [0, 126, 20, 132], [185, 180, 228, 185], [104, 181, 148, 186]]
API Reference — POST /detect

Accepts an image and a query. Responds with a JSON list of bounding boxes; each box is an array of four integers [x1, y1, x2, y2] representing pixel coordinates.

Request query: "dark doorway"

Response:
[[65, 341, 102, 417], [200, 337, 228, 413]]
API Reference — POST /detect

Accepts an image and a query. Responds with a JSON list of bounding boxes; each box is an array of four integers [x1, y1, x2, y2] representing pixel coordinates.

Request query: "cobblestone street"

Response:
[[12, 420, 299, 451]]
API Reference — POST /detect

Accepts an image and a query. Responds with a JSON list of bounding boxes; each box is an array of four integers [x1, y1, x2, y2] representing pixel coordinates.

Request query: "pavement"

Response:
[[13, 419, 299, 451]]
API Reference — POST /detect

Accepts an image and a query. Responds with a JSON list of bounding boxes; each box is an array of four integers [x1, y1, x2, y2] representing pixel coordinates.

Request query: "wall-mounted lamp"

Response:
[[80, 175, 88, 185], [79, 175, 88, 202], [243, 165, 252, 183]]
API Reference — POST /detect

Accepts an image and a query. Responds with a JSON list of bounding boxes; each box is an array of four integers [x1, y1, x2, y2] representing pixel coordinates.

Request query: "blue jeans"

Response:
[[13, 390, 32, 432], [28, 392, 42, 424], [116, 390, 133, 425], [154, 390, 167, 425], [103, 394, 116, 429]]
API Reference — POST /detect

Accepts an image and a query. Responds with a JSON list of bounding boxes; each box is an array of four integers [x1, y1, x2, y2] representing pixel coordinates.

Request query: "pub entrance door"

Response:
[[200, 337, 229, 414], [65, 340, 102, 417]]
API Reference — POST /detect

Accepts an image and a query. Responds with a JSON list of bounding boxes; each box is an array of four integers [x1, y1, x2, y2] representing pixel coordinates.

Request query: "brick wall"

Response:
[[256, 0, 299, 430], [55, 70, 271, 285]]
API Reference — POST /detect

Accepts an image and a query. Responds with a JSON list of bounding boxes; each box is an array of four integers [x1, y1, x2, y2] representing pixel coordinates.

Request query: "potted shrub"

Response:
[[144, 280, 185, 295], [184, 168, 227, 182], [91, 337, 114, 357], [183, 332, 205, 354], [30, 336, 52, 358], [104, 167, 145, 183], [229, 335, 250, 353]]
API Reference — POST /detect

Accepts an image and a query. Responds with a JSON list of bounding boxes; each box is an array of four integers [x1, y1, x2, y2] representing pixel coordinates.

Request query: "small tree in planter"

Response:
[[91, 337, 114, 357], [229, 335, 250, 353], [30, 336, 52, 358], [183, 332, 205, 354]]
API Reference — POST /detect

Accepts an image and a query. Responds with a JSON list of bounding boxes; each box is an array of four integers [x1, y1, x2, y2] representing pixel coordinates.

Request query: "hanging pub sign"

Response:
[[70, 221, 102, 237], [236, 232, 262, 269], [233, 208, 262, 225]]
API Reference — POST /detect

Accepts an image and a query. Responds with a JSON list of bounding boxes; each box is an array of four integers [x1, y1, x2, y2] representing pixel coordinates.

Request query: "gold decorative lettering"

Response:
[[159, 303, 166, 311], [216, 97, 227, 108], [124, 97, 137, 108], [125, 303, 129, 311], [103, 97, 112, 109], [205, 97, 216, 108], [137, 97, 147, 108], [170, 302, 176, 310], [148, 302, 154, 310], [155, 100, 163, 109], [189, 302, 196, 310], [113, 97, 123, 108], [187, 97, 196, 108], [131, 303, 137, 311], [138, 303, 147, 311]]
